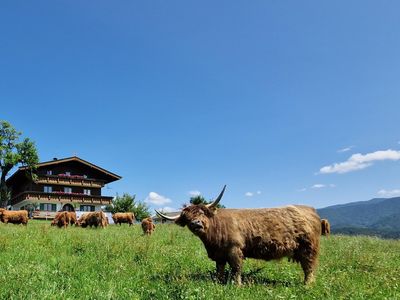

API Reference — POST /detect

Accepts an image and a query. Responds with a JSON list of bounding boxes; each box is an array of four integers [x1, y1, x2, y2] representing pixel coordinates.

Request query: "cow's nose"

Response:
[[190, 219, 203, 228]]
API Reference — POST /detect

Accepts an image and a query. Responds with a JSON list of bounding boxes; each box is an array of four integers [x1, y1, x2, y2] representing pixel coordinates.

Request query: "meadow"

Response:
[[0, 221, 399, 300]]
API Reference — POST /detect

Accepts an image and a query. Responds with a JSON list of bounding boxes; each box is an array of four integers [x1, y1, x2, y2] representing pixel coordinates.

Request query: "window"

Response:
[[65, 172, 71, 176], [83, 189, 91, 195], [47, 170, 52, 175], [64, 187, 72, 194], [44, 186, 52, 193], [80, 205, 95, 212], [40, 203, 57, 211]]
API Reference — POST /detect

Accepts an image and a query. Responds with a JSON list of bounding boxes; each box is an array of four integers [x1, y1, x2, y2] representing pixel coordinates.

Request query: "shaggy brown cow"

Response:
[[50, 211, 77, 228], [321, 219, 331, 236], [112, 212, 135, 226], [76, 213, 87, 226], [0, 209, 28, 225], [68, 211, 77, 225], [51, 211, 71, 228], [51, 211, 77, 228], [141, 217, 155, 235], [78, 211, 107, 228], [156, 186, 321, 285]]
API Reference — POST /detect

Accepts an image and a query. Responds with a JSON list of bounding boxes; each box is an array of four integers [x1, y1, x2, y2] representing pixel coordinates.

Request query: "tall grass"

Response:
[[0, 221, 399, 299]]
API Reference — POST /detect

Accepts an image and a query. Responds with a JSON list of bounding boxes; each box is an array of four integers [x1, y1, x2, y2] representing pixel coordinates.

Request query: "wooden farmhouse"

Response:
[[6, 156, 121, 219]]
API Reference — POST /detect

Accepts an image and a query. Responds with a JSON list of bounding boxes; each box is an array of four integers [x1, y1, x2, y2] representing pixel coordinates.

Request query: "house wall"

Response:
[[37, 160, 109, 181], [7, 158, 119, 212], [33, 183, 101, 196], [12, 201, 104, 213]]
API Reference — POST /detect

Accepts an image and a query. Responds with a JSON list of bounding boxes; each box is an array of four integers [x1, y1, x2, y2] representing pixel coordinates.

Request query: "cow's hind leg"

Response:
[[297, 247, 319, 284]]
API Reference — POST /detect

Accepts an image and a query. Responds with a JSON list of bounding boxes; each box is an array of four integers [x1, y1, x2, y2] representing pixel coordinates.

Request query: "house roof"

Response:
[[6, 156, 122, 184]]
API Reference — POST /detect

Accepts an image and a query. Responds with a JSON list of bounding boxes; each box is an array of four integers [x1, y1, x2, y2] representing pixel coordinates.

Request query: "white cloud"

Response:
[[159, 206, 178, 213], [145, 192, 171, 206], [320, 149, 400, 174], [188, 190, 201, 197], [311, 184, 336, 189], [256, 190, 261, 195], [337, 146, 354, 153], [298, 188, 307, 192], [312, 184, 325, 189], [245, 192, 254, 197], [377, 189, 400, 197]]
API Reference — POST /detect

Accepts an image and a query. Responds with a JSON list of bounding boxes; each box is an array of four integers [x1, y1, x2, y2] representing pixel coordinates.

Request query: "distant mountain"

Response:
[[317, 197, 400, 238]]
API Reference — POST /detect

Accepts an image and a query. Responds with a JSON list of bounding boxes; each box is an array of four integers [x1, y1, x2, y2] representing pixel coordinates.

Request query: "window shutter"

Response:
[[40, 203, 44, 210], [52, 204, 57, 211], [91, 206, 95, 212]]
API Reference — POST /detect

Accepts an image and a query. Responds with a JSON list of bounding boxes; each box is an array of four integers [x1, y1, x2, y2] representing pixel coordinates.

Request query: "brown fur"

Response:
[[174, 204, 321, 285], [51, 211, 77, 228], [68, 211, 77, 225], [78, 211, 107, 228], [141, 217, 155, 235], [321, 219, 331, 236], [112, 212, 135, 226], [51, 211, 70, 228], [0, 209, 28, 225]]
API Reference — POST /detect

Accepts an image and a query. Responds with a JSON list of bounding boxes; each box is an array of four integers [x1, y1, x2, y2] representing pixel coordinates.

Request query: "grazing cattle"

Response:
[[156, 186, 321, 285], [0, 209, 28, 225], [68, 211, 77, 225], [78, 211, 108, 228], [321, 219, 331, 236], [112, 212, 135, 226], [141, 217, 155, 235], [51, 211, 70, 228], [76, 213, 88, 226], [51, 211, 77, 228]]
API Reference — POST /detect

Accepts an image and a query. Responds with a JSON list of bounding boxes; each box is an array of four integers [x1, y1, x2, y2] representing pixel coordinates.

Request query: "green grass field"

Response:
[[0, 221, 399, 300]]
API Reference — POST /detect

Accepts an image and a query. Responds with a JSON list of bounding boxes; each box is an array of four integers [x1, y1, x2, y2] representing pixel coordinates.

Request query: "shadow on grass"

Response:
[[149, 268, 296, 287]]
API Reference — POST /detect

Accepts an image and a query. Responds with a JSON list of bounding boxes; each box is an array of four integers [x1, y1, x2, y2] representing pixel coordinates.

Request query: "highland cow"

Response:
[[321, 219, 331, 236], [51, 211, 71, 228], [78, 211, 107, 228], [112, 212, 135, 226], [0, 209, 28, 225], [141, 217, 155, 235], [156, 186, 321, 285]]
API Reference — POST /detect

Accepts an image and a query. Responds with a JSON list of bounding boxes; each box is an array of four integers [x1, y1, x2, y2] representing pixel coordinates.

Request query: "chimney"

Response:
[[53, 157, 58, 161]]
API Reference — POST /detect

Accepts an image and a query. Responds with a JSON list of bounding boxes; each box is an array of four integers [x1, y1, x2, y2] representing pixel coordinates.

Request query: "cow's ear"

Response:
[[207, 206, 218, 216]]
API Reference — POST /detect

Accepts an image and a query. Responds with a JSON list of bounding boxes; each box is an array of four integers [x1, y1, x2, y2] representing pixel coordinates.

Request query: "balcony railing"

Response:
[[32, 211, 58, 220], [36, 175, 105, 188], [10, 191, 113, 206]]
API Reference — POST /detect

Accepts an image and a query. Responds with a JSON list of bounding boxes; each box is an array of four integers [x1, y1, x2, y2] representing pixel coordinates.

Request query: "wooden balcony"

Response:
[[10, 191, 113, 206], [36, 175, 105, 188], [32, 211, 58, 220]]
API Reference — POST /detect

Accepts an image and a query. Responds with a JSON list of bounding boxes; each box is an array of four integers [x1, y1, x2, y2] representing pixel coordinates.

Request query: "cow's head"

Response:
[[156, 185, 226, 236]]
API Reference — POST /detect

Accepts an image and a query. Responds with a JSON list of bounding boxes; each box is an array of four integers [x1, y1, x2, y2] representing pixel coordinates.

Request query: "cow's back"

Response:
[[205, 206, 321, 261]]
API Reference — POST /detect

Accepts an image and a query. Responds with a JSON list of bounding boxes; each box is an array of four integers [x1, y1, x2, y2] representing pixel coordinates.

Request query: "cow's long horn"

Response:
[[206, 185, 226, 208], [155, 210, 180, 221]]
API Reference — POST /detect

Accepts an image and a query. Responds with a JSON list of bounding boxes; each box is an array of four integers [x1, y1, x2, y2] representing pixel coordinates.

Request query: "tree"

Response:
[[104, 193, 151, 221], [0, 121, 39, 208], [132, 201, 151, 221], [186, 195, 225, 209]]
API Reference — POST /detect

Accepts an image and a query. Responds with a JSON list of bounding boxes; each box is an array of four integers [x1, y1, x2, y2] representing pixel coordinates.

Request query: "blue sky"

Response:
[[2, 1, 400, 212]]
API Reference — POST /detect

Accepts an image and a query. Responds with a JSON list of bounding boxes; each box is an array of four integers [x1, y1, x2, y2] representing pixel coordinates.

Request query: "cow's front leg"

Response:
[[227, 247, 244, 285], [216, 261, 226, 283]]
